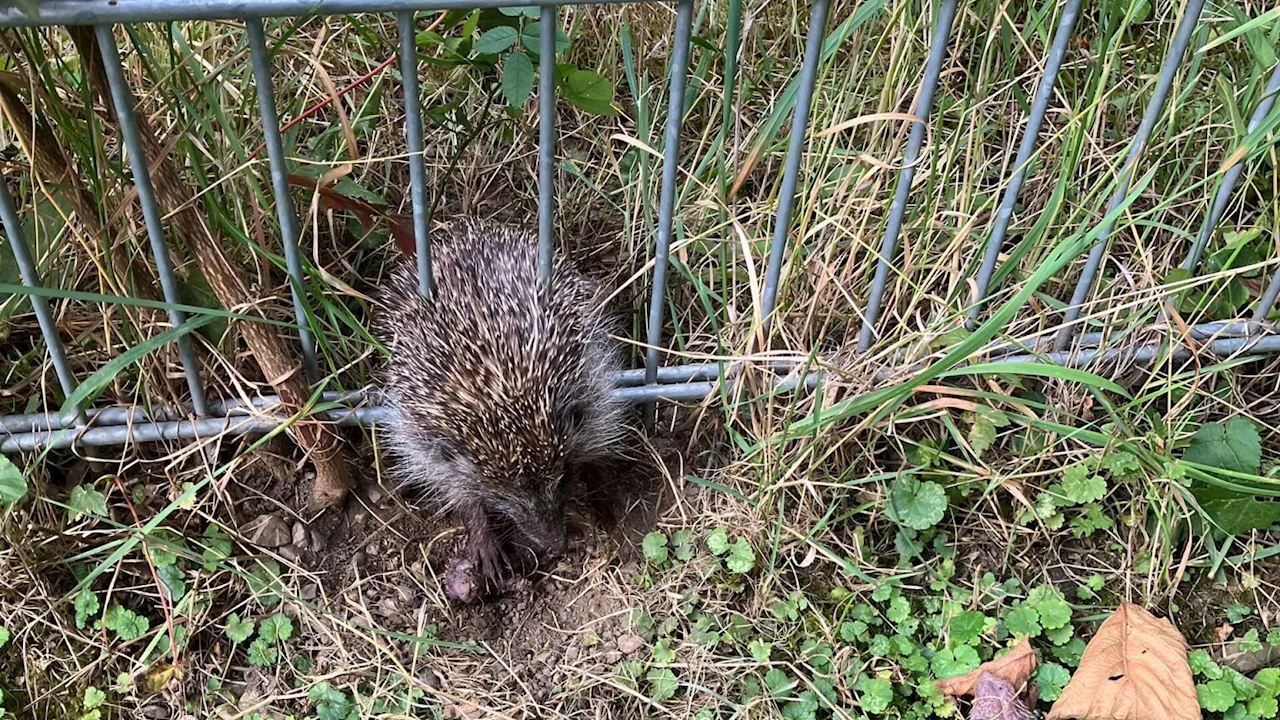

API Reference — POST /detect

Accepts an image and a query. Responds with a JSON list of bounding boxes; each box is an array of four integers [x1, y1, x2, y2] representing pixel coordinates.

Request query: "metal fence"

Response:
[[1, 0, 1280, 454]]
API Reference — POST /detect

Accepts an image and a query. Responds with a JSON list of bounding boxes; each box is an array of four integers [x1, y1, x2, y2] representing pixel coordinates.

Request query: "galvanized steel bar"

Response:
[[758, 0, 829, 333], [1184, 61, 1280, 276], [538, 4, 557, 282], [643, 0, 695, 387], [0, 180, 83, 415], [0, 0, 650, 27], [966, 0, 1081, 328], [399, 10, 436, 297], [247, 18, 321, 383], [857, 0, 958, 352], [1052, 0, 1207, 352], [95, 25, 210, 417]]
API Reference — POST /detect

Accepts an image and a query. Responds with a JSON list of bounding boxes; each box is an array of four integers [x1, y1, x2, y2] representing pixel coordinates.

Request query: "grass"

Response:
[[2, 0, 1280, 718]]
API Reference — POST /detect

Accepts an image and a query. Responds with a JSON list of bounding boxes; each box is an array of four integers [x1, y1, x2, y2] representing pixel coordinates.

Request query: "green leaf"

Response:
[[1037, 663, 1071, 702], [706, 528, 730, 555], [102, 606, 149, 641], [1028, 586, 1073, 630], [1256, 668, 1280, 697], [672, 529, 696, 563], [0, 626, 8, 649], [561, 69, 615, 116], [646, 667, 678, 702], [748, 639, 772, 662], [520, 22, 571, 54], [1052, 637, 1087, 667], [1201, 680, 1239, 713], [157, 565, 187, 602], [501, 51, 534, 108], [310, 682, 354, 720], [931, 647, 980, 678], [1045, 624, 1075, 645], [1196, 492, 1280, 536], [1058, 465, 1108, 504], [1005, 606, 1042, 637], [1190, 650, 1224, 679], [858, 677, 894, 714], [1229, 603, 1255, 624], [83, 687, 106, 710], [726, 538, 755, 574], [74, 590, 100, 629], [782, 691, 820, 720], [1185, 418, 1262, 474], [642, 531, 669, 564], [1101, 451, 1141, 477], [472, 26, 518, 54], [498, 5, 540, 16], [225, 614, 255, 644], [765, 668, 796, 697], [887, 595, 911, 624], [1250, 696, 1279, 719], [949, 611, 987, 644], [68, 485, 109, 520], [890, 476, 948, 530], [247, 636, 278, 667], [0, 455, 27, 505], [652, 638, 676, 663], [259, 614, 294, 644]]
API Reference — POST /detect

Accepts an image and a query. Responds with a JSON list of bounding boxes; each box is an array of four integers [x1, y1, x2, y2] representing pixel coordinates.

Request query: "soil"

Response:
[[225, 424, 692, 711]]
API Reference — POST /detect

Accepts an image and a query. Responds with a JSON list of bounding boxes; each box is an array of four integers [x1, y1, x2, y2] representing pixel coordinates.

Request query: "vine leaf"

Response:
[[1046, 603, 1199, 720]]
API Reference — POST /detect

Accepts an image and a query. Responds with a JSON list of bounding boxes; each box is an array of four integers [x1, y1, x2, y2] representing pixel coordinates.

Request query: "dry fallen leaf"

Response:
[[939, 638, 1039, 697], [1047, 603, 1199, 720]]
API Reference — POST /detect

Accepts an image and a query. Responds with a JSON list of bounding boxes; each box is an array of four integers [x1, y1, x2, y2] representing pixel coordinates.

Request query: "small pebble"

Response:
[[603, 651, 622, 664], [300, 584, 318, 601], [277, 545, 298, 562], [291, 522, 309, 549], [243, 514, 291, 548], [616, 634, 644, 655]]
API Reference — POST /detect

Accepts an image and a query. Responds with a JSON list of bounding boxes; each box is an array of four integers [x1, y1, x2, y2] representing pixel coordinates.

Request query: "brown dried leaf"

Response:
[[939, 638, 1039, 697], [1047, 603, 1199, 720]]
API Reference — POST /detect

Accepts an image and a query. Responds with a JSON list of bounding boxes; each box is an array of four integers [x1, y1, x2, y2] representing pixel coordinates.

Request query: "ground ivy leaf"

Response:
[[706, 528, 730, 555], [225, 614, 255, 644], [765, 667, 795, 697], [652, 638, 676, 663], [1200, 680, 1238, 713], [74, 589, 100, 630], [247, 636, 278, 667], [1101, 451, 1141, 477], [1060, 468, 1108, 504], [1037, 663, 1071, 701], [726, 538, 755, 574], [1184, 418, 1262, 475], [950, 611, 988, 644], [858, 677, 894, 715], [1249, 696, 1279, 719], [932, 647, 980, 678], [1004, 607, 1042, 637], [68, 485, 109, 520], [890, 476, 948, 531], [83, 686, 105, 710], [259, 614, 294, 644], [646, 667, 678, 702], [641, 531, 668, 564], [748, 639, 772, 662], [888, 595, 911, 623], [0, 626, 8, 649], [1034, 598, 1073, 630], [102, 606, 148, 641]]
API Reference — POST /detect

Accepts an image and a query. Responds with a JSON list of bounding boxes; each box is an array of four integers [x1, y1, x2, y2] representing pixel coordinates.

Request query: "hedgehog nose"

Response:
[[540, 534, 567, 565]]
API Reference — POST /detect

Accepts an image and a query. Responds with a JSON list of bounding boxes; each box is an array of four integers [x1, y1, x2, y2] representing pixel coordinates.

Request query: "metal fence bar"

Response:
[[0, 181, 83, 419], [857, 0, 958, 352], [399, 10, 436, 297], [0, 0, 652, 26], [1183, 61, 1280, 277], [96, 25, 210, 417], [966, 0, 1081, 328], [538, 4, 557, 281], [758, 0, 829, 333], [247, 18, 322, 384], [1052, 0, 1207, 352], [642, 0, 694, 388]]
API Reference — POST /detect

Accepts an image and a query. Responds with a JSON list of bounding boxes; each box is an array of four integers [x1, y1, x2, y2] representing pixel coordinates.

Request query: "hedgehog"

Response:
[[374, 219, 626, 603]]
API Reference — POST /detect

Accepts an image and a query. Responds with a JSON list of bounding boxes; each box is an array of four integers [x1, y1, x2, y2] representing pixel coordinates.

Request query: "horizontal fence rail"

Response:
[[2, 0, 1280, 455]]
